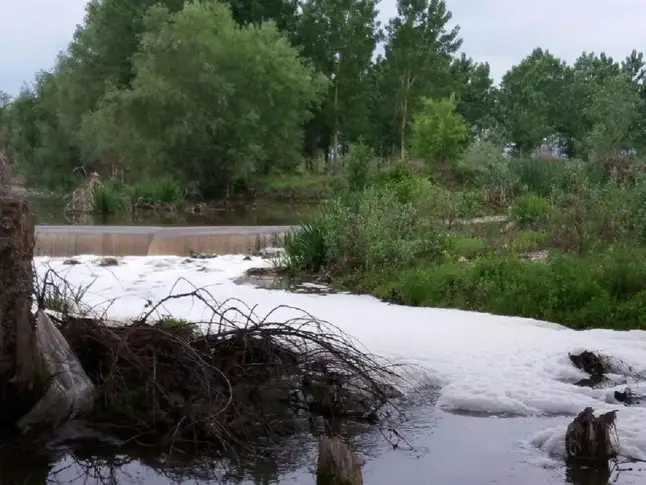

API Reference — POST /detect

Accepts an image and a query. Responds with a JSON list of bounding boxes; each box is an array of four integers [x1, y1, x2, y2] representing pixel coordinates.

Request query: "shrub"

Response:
[[442, 233, 486, 260], [132, 176, 185, 205], [282, 222, 327, 273], [509, 157, 568, 197], [92, 180, 130, 214], [344, 141, 375, 192], [509, 230, 548, 253], [284, 175, 443, 275], [510, 194, 552, 228], [374, 248, 646, 330]]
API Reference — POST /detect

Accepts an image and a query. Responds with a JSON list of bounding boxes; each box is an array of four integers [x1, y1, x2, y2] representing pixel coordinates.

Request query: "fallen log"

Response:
[[317, 436, 363, 485]]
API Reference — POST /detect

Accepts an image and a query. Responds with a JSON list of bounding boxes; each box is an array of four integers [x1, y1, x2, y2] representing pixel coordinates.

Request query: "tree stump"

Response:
[[565, 407, 619, 461], [0, 198, 40, 388], [316, 436, 364, 485]]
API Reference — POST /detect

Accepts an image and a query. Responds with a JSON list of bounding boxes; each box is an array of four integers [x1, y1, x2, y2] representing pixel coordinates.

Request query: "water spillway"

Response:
[[34, 225, 292, 257]]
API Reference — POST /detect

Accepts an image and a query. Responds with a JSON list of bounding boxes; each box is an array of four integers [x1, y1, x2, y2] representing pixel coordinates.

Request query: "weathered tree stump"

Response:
[[565, 407, 619, 462], [0, 198, 40, 388], [316, 436, 363, 485]]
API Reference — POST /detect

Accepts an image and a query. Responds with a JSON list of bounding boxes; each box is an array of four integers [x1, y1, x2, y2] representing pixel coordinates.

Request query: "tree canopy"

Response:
[[2, 0, 646, 194]]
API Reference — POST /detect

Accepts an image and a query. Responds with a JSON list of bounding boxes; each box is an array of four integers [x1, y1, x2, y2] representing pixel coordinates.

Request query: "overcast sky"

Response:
[[1, 0, 645, 96]]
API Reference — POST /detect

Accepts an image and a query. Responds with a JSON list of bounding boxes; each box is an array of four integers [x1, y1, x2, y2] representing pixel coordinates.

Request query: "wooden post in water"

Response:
[[316, 436, 364, 485]]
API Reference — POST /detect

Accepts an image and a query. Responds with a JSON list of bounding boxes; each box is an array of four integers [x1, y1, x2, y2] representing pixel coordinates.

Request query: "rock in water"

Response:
[[565, 407, 619, 461], [317, 436, 363, 485]]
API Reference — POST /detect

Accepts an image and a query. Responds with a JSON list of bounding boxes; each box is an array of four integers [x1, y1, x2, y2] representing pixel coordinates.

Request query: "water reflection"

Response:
[[566, 461, 611, 485], [29, 195, 320, 227]]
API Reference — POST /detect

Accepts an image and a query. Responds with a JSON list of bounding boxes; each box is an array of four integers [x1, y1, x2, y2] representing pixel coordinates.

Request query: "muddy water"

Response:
[[1, 409, 642, 484], [28, 195, 320, 226]]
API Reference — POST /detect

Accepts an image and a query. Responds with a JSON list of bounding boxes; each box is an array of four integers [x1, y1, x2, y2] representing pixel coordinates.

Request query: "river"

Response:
[[22, 254, 646, 485], [27, 194, 320, 226]]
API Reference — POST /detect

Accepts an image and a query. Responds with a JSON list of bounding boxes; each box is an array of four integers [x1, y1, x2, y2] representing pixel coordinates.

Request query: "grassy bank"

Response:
[[282, 153, 646, 330]]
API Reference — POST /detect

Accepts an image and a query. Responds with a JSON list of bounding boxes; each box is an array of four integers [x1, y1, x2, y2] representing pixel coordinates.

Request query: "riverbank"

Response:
[[281, 161, 646, 331]]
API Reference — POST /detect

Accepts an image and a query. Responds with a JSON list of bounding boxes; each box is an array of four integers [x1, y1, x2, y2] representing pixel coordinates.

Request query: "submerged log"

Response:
[[565, 407, 619, 461], [0, 198, 40, 388], [316, 436, 363, 485]]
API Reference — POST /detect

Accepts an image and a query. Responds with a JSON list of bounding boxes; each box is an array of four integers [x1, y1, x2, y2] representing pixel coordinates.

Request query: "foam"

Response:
[[34, 255, 646, 461]]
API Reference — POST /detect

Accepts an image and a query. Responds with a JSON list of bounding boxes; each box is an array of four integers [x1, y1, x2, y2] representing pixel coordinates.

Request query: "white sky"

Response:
[[1, 0, 645, 95]]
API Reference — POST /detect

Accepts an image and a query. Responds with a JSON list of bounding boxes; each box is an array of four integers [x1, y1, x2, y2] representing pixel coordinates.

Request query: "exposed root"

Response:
[[35, 287, 410, 455]]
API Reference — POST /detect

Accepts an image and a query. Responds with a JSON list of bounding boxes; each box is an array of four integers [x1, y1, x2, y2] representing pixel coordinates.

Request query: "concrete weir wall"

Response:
[[34, 225, 293, 257]]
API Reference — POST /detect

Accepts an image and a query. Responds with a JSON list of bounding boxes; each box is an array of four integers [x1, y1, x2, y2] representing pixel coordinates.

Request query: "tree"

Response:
[[81, 1, 327, 197], [297, 0, 382, 168], [450, 53, 495, 137], [581, 73, 640, 160], [497, 48, 569, 154], [380, 0, 461, 159], [409, 94, 469, 166]]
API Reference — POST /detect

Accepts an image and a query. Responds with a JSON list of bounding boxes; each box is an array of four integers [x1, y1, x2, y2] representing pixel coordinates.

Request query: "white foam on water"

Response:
[[34, 255, 646, 462]]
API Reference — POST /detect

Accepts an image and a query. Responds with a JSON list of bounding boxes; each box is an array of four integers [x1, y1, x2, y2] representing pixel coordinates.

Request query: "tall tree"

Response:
[[297, 0, 381, 168], [222, 0, 300, 34], [381, 0, 461, 158], [497, 48, 569, 154], [81, 1, 326, 197], [450, 53, 495, 137]]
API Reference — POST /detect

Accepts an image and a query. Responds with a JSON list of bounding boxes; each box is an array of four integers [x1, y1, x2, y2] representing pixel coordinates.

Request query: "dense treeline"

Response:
[[1, 0, 646, 198]]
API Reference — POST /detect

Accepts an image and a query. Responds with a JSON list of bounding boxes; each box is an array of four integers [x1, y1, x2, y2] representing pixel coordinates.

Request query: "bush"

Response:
[[510, 194, 552, 228], [442, 233, 486, 260], [373, 247, 646, 330], [343, 141, 375, 192], [282, 222, 327, 273], [509, 157, 568, 197], [284, 175, 443, 275], [92, 180, 131, 214], [508, 230, 548, 253], [132, 176, 185, 205]]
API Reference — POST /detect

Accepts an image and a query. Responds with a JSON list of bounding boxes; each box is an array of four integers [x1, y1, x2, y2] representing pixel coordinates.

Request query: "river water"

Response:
[[23, 254, 646, 484], [28, 194, 319, 226]]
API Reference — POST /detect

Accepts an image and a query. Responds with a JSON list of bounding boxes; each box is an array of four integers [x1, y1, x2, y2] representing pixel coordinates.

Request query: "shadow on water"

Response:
[[0, 386, 640, 485], [28, 195, 320, 227]]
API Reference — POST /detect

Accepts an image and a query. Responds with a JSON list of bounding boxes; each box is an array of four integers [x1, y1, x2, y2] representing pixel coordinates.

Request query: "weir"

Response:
[[34, 225, 293, 257]]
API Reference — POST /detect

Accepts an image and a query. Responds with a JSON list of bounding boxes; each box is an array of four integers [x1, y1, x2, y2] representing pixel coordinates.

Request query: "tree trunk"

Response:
[[316, 436, 363, 485], [0, 198, 40, 388]]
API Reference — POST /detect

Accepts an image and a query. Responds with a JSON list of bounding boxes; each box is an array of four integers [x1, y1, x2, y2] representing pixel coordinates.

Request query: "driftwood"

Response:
[[565, 407, 619, 461], [317, 436, 363, 485]]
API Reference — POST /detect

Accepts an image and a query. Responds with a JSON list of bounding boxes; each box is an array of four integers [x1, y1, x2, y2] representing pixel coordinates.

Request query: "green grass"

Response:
[[91, 177, 186, 214], [131, 176, 185, 205], [254, 173, 344, 201], [369, 247, 646, 330]]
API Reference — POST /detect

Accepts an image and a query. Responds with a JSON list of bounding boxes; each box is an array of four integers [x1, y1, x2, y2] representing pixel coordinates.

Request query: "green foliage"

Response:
[[508, 230, 548, 253], [81, 1, 327, 198], [131, 176, 185, 205], [283, 223, 327, 273], [374, 248, 646, 329], [409, 95, 470, 165], [343, 141, 375, 192], [442, 233, 486, 260], [283, 175, 443, 274], [92, 180, 131, 214], [510, 194, 552, 228], [158, 317, 199, 338]]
